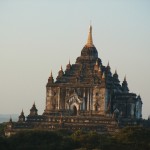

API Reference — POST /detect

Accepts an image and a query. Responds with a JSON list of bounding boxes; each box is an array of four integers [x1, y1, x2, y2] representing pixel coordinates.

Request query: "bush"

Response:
[[0, 127, 149, 150]]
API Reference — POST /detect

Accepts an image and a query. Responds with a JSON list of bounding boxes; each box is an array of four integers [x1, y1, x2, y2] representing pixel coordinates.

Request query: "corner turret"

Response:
[[48, 70, 54, 84], [66, 60, 71, 70], [122, 76, 129, 93], [18, 109, 25, 122], [113, 70, 121, 92], [29, 102, 38, 116], [58, 66, 64, 77]]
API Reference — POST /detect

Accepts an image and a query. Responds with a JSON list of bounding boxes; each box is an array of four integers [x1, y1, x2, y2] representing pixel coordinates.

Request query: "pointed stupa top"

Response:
[[113, 69, 118, 77], [21, 109, 24, 115], [66, 59, 71, 70], [32, 101, 37, 110], [30, 102, 38, 116], [50, 70, 53, 77], [122, 75, 129, 93], [58, 65, 64, 77], [9, 115, 12, 122], [60, 65, 63, 71], [107, 61, 110, 67], [48, 70, 54, 84], [124, 75, 126, 81], [30, 102, 37, 111], [85, 25, 94, 47]]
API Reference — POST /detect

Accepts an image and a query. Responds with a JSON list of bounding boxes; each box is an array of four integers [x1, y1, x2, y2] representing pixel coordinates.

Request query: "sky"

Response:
[[0, 0, 150, 119]]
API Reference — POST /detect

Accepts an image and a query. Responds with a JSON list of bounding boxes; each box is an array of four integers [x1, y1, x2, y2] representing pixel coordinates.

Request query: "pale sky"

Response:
[[0, 0, 150, 119]]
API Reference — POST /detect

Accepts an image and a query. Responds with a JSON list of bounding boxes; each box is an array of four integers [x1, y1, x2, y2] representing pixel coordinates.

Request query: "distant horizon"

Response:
[[0, 0, 150, 119], [0, 114, 18, 123]]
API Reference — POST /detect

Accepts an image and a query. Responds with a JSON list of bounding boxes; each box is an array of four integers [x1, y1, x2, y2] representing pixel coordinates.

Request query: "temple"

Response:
[[5, 25, 144, 136], [44, 25, 142, 118]]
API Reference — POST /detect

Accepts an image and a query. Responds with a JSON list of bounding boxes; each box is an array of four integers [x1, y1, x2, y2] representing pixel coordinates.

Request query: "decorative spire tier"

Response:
[[76, 25, 99, 64], [18, 109, 25, 122], [29, 102, 38, 116], [85, 25, 94, 47], [48, 70, 54, 84], [66, 60, 71, 70], [58, 65, 64, 77], [113, 69, 119, 79], [122, 76, 129, 93]]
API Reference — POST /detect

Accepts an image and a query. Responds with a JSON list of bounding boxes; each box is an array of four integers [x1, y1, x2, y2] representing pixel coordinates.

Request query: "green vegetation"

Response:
[[0, 126, 150, 150]]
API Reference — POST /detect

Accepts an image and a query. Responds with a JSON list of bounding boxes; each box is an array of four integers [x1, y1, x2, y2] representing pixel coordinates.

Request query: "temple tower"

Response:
[[43, 25, 142, 118]]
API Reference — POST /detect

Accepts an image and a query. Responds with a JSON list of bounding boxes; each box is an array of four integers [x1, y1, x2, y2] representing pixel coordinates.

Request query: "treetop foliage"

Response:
[[0, 126, 150, 150]]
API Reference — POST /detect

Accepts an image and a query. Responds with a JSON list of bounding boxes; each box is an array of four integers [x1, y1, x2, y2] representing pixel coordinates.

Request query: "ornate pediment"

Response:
[[66, 92, 83, 105]]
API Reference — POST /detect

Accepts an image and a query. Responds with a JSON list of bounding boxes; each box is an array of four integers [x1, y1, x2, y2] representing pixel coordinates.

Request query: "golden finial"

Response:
[[50, 70, 53, 77], [86, 25, 94, 47]]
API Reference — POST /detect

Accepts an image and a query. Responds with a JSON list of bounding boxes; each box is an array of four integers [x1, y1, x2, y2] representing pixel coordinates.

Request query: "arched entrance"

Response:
[[73, 105, 77, 116]]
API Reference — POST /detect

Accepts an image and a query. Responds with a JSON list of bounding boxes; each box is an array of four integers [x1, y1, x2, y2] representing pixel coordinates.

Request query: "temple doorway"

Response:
[[73, 105, 77, 116]]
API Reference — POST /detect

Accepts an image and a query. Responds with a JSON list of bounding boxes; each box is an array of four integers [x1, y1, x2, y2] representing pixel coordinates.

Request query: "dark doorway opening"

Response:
[[95, 105, 98, 111], [73, 105, 77, 116]]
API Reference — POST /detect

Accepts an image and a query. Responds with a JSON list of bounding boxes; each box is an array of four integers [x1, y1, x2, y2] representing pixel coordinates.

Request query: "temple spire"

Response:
[[124, 75, 126, 81], [48, 70, 54, 84], [60, 65, 63, 71], [102, 72, 105, 79], [86, 25, 94, 47], [66, 59, 71, 70], [50, 70, 53, 77], [107, 61, 110, 67], [122, 75, 129, 93], [9, 115, 12, 122]]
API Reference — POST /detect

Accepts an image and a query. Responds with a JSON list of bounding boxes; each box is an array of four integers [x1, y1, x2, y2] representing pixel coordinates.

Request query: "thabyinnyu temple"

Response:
[[5, 26, 145, 136]]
